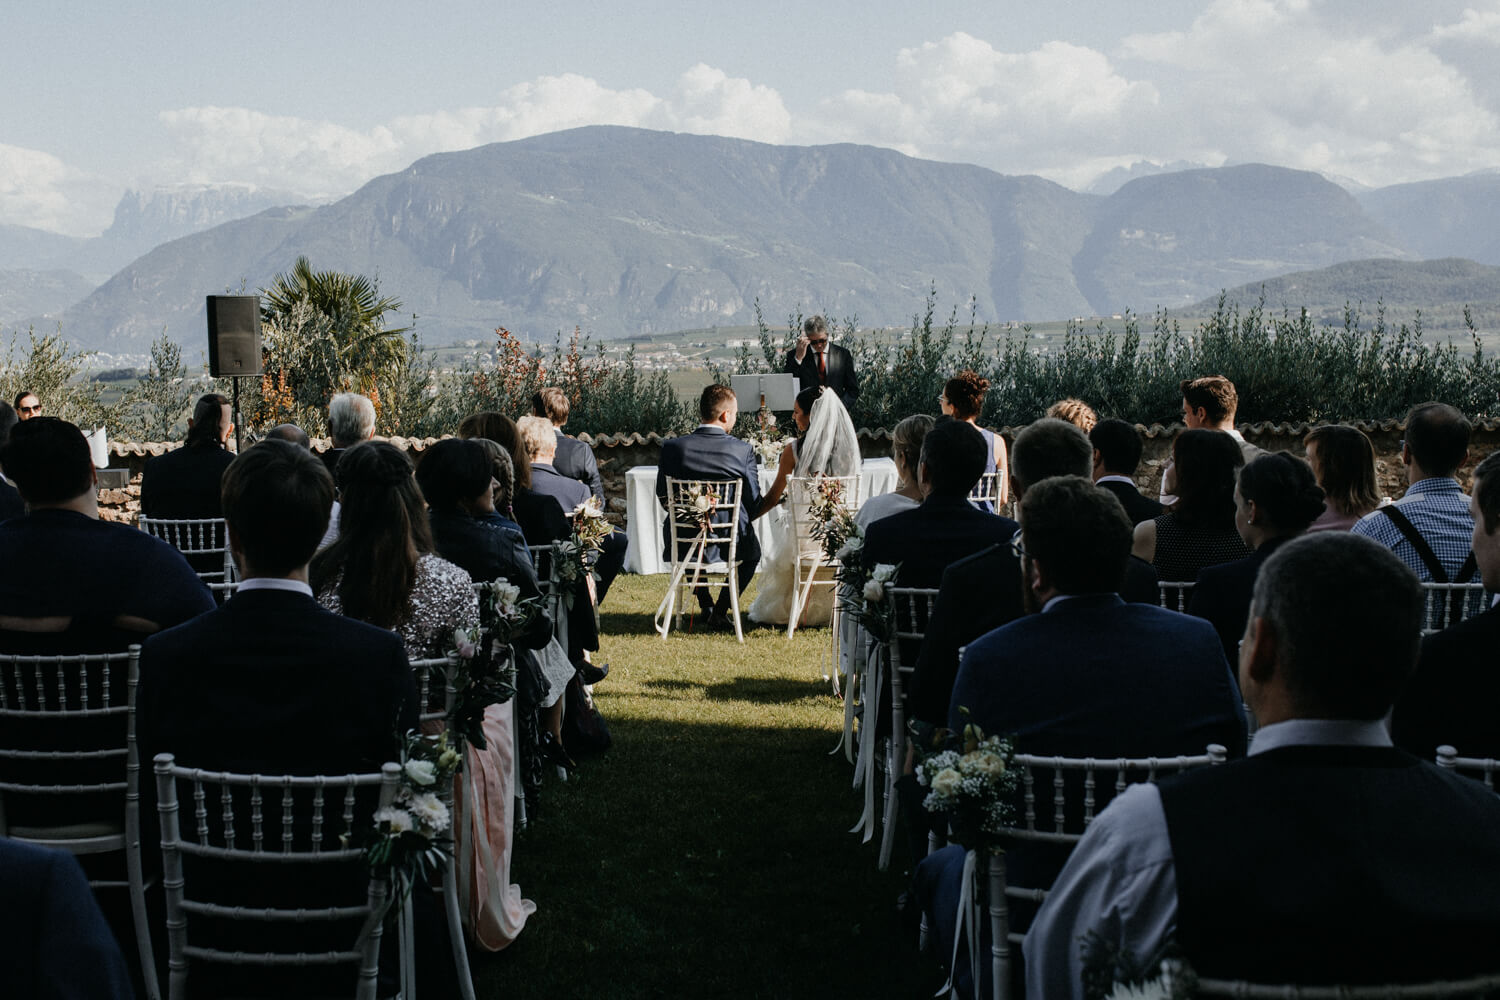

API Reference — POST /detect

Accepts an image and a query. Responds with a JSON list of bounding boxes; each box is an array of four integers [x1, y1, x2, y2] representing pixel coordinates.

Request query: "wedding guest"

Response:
[[321, 391, 375, 479], [1189, 453, 1326, 664], [518, 414, 590, 513], [923, 475, 1245, 999], [856, 413, 933, 529], [264, 422, 311, 448], [1089, 418, 1164, 525], [1045, 397, 1097, 433], [140, 392, 235, 519], [784, 315, 859, 410], [0, 401, 26, 521], [938, 370, 1008, 509], [1351, 402, 1477, 583], [862, 419, 1015, 589], [0, 417, 212, 653], [0, 838, 134, 1000], [1392, 449, 1500, 759], [1132, 429, 1251, 583], [311, 441, 535, 951], [909, 419, 1160, 729], [137, 439, 438, 996], [532, 387, 603, 501], [655, 385, 763, 630], [1160, 375, 1263, 504], [1303, 424, 1382, 531], [1026, 533, 1500, 996], [458, 411, 569, 552], [13, 390, 41, 420], [416, 439, 569, 779]]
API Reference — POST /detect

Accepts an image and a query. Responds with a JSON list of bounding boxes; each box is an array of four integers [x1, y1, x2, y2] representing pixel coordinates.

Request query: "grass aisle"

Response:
[[470, 574, 937, 998]]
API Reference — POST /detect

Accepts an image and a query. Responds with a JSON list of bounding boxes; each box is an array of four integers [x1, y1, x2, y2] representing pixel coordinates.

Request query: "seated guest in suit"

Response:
[[1159, 375, 1264, 504], [1027, 532, 1500, 996], [1089, 417, 1164, 525], [1304, 424, 1382, 532], [1133, 428, 1251, 583], [0, 401, 26, 522], [519, 413, 627, 605], [909, 419, 1159, 730], [938, 370, 1008, 510], [264, 422, 310, 447], [532, 387, 603, 502], [1189, 453, 1326, 664], [1393, 449, 1500, 759], [320, 391, 375, 479], [0, 838, 134, 1000], [922, 476, 1246, 999], [140, 392, 235, 519], [0, 417, 213, 653], [862, 419, 1016, 590], [137, 439, 439, 996], [655, 384, 763, 630]]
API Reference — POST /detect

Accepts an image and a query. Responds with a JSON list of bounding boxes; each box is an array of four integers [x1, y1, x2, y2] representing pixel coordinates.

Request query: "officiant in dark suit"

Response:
[[783, 315, 858, 411], [655, 384, 763, 629]]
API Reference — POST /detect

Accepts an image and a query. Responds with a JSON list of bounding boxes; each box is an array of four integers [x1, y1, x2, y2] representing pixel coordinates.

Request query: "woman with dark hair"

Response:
[[1132, 429, 1252, 582], [1188, 453, 1327, 662], [312, 440, 535, 952], [1304, 424, 1384, 531], [140, 392, 236, 519], [939, 370, 1008, 509]]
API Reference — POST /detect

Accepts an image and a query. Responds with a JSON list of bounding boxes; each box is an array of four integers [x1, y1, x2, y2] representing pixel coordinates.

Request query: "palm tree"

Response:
[[258, 256, 414, 414]]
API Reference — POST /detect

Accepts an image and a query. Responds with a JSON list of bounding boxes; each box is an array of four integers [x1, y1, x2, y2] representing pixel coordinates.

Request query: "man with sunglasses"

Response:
[[783, 315, 859, 410], [13, 391, 40, 420]]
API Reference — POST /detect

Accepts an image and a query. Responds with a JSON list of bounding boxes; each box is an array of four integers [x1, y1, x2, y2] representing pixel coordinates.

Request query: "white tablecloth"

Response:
[[624, 457, 899, 574]]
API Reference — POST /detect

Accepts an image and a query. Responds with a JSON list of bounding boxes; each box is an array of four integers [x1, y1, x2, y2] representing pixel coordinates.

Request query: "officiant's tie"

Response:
[[817, 349, 826, 380]]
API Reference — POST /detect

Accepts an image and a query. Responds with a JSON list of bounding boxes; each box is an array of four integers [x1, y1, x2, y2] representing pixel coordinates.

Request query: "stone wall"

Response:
[[99, 420, 1500, 525]]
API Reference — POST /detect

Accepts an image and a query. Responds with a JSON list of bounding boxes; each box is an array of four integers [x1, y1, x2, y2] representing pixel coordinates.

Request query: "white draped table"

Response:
[[624, 457, 898, 574]]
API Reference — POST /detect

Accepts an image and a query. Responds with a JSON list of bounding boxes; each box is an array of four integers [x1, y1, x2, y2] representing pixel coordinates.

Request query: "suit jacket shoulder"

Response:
[[1392, 606, 1500, 758]]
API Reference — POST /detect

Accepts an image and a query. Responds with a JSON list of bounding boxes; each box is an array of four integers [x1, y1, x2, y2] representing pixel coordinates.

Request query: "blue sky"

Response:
[[5, 0, 1499, 236]]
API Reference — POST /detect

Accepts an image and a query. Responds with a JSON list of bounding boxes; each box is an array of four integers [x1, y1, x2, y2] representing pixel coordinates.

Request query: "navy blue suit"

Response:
[[1393, 604, 1500, 760], [530, 461, 591, 514], [923, 594, 1246, 998], [0, 838, 134, 999], [655, 426, 762, 612], [861, 495, 1017, 590], [1187, 536, 1289, 666]]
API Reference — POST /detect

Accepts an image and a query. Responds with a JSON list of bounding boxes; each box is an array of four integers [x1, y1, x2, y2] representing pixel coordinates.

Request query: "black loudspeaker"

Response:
[[206, 295, 263, 376]]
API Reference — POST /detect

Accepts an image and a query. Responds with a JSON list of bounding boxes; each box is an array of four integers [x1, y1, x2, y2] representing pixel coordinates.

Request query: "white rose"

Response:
[[404, 759, 437, 786], [495, 582, 522, 608], [407, 792, 450, 832], [374, 806, 413, 834], [863, 579, 885, 603], [873, 563, 898, 583], [692, 494, 712, 513], [452, 628, 476, 659], [931, 768, 962, 798]]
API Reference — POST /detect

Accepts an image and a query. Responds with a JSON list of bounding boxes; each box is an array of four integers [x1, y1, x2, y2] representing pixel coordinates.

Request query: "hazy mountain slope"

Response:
[[1188, 257, 1500, 331], [1075, 164, 1412, 314], [1359, 174, 1500, 265], [0, 269, 99, 327]]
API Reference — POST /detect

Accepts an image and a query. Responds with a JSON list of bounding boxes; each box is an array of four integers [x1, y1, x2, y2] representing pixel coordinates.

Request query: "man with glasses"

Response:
[[783, 315, 859, 410], [13, 391, 40, 420]]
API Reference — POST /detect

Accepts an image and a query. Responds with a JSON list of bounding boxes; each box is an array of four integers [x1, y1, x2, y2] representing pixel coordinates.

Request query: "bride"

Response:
[[748, 385, 861, 626]]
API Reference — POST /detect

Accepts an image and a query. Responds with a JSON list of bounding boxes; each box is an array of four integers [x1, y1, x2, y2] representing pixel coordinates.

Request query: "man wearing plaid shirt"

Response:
[[1351, 402, 1477, 582]]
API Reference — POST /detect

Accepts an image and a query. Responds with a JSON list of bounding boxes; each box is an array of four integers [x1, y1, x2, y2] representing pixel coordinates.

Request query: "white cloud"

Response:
[[150, 67, 791, 204], [1431, 5, 1500, 45], [0, 143, 118, 237]]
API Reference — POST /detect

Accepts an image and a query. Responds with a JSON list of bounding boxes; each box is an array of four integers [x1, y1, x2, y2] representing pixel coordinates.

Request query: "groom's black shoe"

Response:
[[706, 611, 735, 632], [578, 661, 609, 685]]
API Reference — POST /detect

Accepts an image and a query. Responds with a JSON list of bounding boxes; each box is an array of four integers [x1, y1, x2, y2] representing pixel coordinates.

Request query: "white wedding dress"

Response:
[[748, 390, 861, 627]]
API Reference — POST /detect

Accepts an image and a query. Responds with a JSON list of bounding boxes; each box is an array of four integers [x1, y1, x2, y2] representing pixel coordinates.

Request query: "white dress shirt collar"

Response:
[[1248, 717, 1391, 756], [235, 577, 314, 598]]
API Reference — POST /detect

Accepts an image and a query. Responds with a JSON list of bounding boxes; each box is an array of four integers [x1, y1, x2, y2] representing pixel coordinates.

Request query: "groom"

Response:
[[656, 384, 763, 629]]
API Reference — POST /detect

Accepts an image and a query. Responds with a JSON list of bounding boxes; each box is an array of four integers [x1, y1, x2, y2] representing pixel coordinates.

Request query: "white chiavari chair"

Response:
[[152, 754, 400, 1000], [785, 474, 860, 640], [1157, 580, 1196, 612], [654, 478, 745, 642], [1420, 582, 1491, 635], [139, 517, 238, 597], [1436, 744, 1499, 792], [0, 644, 161, 1000]]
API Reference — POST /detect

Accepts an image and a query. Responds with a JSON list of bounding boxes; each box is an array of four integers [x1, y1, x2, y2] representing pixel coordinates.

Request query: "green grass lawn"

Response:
[[470, 574, 938, 998]]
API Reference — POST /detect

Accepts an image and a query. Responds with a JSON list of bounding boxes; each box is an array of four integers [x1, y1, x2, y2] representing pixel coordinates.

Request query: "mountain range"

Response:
[[4, 126, 1500, 354]]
